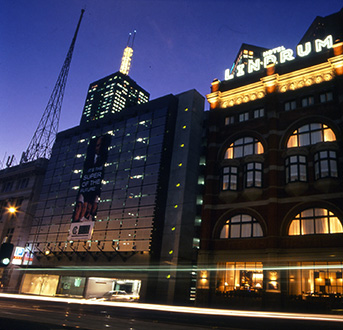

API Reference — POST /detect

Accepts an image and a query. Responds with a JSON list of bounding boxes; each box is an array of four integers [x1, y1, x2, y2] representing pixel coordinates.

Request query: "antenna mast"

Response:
[[119, 30, 136, 75], [21, 9, 85, 163]]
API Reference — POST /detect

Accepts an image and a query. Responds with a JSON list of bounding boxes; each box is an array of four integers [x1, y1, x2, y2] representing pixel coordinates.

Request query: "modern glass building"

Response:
[[197, 8, 343, 311], [19, 87, 204, 304]]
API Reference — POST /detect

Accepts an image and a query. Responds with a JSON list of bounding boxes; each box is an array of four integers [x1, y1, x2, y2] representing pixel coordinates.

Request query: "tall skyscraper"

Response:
[[80, 32, 150, 124], [80, 71, 150, 124]]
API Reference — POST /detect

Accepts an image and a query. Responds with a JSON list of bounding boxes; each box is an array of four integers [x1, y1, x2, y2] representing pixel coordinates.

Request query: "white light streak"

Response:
[[17, 264, 343, 273], [0, 293, 342, 323]]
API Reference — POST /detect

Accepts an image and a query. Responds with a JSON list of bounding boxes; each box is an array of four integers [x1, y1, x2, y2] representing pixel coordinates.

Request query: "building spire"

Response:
[[20, 9, 85, 163], [119, 30, 136, 75]]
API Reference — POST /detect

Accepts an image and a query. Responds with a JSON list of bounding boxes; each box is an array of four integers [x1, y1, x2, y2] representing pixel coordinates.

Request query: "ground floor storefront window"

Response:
[[216, 262, 263, 293], [56, 276, 86, 297], [85, 277, 141, 299], [20, 273, 142, 300], [288, 261, 343, 297], [202, 260, 343, 311], [20, 274, 59, 296]]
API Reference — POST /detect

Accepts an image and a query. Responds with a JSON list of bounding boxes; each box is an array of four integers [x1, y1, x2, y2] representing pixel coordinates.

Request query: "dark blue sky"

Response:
[[1, 0, 342, 165]]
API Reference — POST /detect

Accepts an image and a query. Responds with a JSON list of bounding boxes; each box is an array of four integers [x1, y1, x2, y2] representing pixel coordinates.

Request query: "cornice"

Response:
[[207, 53, 343, 110]]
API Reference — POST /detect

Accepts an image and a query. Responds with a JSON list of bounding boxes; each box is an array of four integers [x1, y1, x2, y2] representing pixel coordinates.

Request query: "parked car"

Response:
[[101, 290, 139, 302]]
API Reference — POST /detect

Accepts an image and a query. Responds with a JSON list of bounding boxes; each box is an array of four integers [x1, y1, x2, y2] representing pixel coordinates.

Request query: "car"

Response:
[[101, 290, 139, 302]]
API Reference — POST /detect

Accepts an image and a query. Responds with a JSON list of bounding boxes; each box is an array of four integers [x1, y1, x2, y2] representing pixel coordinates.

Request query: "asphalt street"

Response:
[[0, 294, 342, 330]]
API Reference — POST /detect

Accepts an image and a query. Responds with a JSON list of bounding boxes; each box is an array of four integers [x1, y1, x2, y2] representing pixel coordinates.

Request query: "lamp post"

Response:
[[0, 203, 36, 292], [0, 204, 18, 291]]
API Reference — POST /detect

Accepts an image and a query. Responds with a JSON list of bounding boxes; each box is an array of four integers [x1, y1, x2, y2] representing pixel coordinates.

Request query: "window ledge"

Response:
[[314, 177, 340, 193], [285, 181, 309, 196], [219, 190, 238, 203], [242, 187, 262, 201]]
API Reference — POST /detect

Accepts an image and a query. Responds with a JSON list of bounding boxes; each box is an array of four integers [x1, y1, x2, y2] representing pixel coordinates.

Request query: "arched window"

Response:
[[225, 137, 264, 159], [287, 123, 336, 148], [288, 208, 343, 236], [220, 214, 263, 238], [285, 123, 338, 183]]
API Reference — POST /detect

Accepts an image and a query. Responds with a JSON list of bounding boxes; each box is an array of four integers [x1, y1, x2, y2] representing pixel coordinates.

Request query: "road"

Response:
[[0, 293, 342, 329]]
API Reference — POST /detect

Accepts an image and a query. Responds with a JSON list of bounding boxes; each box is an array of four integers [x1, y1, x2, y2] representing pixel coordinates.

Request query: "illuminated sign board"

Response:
[[11, 246, 25, 265], [225, 35, 333, 80], [68, 134, 110, 241]]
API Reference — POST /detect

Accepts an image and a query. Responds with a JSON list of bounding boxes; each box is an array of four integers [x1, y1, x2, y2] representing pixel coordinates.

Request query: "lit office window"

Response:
[[289, 208, 343, 235]]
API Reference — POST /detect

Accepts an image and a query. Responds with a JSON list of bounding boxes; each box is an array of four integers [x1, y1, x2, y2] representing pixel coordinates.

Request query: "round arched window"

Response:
[[225, 137, 264, 159], [288, 208, 343, 235], [287, 123, 336, 148], [220, 214, 263, 238]]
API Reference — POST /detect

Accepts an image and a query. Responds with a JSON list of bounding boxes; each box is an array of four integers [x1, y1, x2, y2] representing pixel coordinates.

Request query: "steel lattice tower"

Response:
[[21, 9, 85, 163]]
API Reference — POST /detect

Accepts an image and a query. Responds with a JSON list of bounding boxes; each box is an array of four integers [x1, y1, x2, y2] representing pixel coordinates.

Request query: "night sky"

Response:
[[1, 0, 342, 166]]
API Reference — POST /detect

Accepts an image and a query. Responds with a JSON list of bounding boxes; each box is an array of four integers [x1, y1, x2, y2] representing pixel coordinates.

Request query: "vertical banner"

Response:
[[68, 134, 111, 240]]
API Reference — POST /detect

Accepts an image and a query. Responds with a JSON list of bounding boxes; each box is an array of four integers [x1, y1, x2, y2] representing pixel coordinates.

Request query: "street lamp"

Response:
[[2, 205, 31, 266], [0, 205, 16, 267], [7, 206, 17, 215]]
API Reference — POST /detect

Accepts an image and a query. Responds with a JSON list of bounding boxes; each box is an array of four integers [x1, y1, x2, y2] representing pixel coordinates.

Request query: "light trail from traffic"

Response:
[[15, 263, 343, 272], [1, 293, 342, 323]]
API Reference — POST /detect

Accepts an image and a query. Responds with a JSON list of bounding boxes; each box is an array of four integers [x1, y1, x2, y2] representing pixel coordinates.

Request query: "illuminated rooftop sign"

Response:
[[225, 35, 334, 80]]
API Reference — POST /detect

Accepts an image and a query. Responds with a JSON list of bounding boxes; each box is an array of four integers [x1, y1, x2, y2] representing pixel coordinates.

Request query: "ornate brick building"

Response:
[[197, 8, 343, 310]]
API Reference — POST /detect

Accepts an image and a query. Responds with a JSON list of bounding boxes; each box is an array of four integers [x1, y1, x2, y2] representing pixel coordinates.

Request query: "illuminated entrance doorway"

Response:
[[85, 277, 141, 299], [20, 274, 59, 296]]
